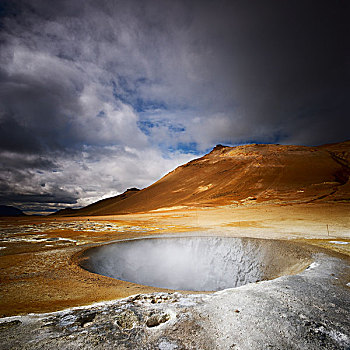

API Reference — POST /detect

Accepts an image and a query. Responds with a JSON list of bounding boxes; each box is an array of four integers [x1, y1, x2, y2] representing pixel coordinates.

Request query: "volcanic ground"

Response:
[[0, 142, 349, 349]]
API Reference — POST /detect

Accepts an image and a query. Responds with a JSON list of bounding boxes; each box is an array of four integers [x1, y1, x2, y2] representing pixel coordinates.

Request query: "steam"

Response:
[[82, 237, 276, 291], [81, 236, 312, 291]]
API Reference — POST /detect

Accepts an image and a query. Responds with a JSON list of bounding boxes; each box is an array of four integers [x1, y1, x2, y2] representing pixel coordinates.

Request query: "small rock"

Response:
[[116, 310, 138, 329], [82, 321, 94, 328], [146, 312, 170, 328]]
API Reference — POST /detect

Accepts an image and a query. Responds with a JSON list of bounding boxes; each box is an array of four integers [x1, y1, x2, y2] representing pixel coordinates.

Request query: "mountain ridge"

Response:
[[54, 141, 350, 216]]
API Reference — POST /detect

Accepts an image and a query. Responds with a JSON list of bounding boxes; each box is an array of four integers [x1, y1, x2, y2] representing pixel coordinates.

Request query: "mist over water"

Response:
[[81, 237, 310, 291]]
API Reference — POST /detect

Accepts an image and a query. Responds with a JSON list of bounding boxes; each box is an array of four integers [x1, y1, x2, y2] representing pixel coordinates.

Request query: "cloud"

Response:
[[0, 0, 347, 212], [0, 146, 196, 213]]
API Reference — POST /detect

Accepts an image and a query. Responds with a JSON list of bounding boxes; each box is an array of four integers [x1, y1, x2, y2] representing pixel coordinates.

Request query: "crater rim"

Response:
[[79, 235, 313, 292]]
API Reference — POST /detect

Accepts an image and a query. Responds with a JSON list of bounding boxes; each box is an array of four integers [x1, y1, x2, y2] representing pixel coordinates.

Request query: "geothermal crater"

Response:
[[80, 236, 312, 291]]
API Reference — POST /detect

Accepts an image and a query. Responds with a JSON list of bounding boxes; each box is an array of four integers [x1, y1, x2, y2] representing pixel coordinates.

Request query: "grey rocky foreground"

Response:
[[0, 254, 349, 350]]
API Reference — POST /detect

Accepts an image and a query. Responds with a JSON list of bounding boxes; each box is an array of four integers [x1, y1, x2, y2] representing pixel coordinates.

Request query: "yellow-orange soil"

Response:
[[1, 202, 349, 317]]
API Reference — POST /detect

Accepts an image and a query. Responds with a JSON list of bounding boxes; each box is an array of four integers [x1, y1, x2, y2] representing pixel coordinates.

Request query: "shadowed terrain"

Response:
[[0, 205, 25, 217]]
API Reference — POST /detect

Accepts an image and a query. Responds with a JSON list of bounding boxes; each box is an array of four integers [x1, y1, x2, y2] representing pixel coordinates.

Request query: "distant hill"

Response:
[[55, 141, 350, 216], [52, 188, 140, 216], [0, 205, 25, 217]]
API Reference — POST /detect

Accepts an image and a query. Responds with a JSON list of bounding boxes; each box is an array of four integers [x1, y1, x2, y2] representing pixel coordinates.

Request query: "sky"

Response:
[[0, 0, 348, 214]]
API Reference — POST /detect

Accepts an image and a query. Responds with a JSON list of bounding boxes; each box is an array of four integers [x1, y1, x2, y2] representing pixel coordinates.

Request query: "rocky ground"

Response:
[[0, 203, 349, 349], [0, 252, 349, 349]]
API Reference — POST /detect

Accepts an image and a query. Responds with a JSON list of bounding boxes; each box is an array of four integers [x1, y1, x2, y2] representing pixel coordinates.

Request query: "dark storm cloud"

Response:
[[0, 164, 79, 213], [0, 188, 78, 205], [221, 1, 349, 145], [0, 0, 348, 212], [0, 68, 82, 153]]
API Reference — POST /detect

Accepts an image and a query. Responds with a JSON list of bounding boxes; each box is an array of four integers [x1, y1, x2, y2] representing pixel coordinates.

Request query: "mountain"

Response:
[[55, 141, 350, 216], [0, 205, 25, 217]]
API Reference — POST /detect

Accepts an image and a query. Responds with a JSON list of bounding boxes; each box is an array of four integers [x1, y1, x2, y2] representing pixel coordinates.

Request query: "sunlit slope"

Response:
[[57, 141, 350, 216]]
